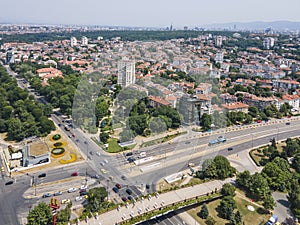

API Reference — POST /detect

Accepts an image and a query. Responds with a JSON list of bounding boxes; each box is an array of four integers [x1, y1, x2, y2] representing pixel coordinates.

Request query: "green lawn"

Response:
[[107, 138, 121, 153], [188, 194, 269, 225]]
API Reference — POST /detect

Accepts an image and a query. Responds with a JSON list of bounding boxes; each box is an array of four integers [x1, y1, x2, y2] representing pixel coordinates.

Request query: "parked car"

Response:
[[68, 187, 77, 193], [115, 183, 122, 189], [38, 173, 46, 178], [127, 157, 136, 163], [126, 189, 132, 195], [61, 199, 71, 204], [286, 122, 291, 125], [54, 191, 62, 196], [96, 152, 101, 157], [80, 185, 87, 190], [91, 174, 100, 179], [127, 195, 133, 201], [112, 187, 119, 193], [125, 152, 133, 157], [100, 169, 107, 174], [75, 196, 83, 202], [121, 196, 128, 202], [80, 191, 88, 196], [228, 147, 233, 151], [121, 175, 127, 180], [71, 172, 78, 176], [42, 193, 52, 198], [146, 184, 150, 189]]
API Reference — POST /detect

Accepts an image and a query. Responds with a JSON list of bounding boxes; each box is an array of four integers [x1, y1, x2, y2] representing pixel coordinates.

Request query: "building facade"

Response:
[[117, 59, 136, 87]]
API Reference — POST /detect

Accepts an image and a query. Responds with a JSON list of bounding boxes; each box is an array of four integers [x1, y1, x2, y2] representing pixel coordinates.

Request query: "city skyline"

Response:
[[1, 0, 300, 27]]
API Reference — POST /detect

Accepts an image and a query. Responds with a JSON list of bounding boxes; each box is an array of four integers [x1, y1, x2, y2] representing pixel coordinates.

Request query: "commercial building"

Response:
[[22, 141, 50, 167]]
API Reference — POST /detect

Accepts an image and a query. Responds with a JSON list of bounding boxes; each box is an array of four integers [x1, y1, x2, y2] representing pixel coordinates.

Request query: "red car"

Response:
[[71, 172, 78, 176], [256, 120, 262, 123], [115, 183, 122, 189]]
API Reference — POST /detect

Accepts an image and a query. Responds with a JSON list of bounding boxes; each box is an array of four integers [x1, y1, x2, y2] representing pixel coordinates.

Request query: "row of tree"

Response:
[[0, 65, 55, 141]]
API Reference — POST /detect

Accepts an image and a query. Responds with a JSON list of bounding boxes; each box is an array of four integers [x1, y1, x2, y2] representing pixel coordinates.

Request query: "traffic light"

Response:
[[50, 197, 60, 209]]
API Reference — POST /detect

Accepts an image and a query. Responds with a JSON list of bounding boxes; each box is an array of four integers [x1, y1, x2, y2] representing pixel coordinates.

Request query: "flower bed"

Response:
[[59, 154, 76, 164], [51, 148, 66, 158], [51, 134, 61, 141]]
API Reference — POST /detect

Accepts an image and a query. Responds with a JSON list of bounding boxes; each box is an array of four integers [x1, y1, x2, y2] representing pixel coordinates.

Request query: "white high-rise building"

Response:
[[215, 51, 224, 63], [81, 36, 88, 46], [263, 37, 275, 49], [117, 59, 136, 87], [215, 36, 223, 47], [70, 37, 77, 47]]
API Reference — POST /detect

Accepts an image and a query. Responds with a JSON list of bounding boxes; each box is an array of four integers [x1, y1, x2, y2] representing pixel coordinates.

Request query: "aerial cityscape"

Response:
[[1, 1, 300, 225]]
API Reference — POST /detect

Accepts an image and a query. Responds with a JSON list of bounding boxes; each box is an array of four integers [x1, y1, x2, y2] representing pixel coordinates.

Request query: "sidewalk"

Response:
[[133, 128, 186, 150], [77, 178, 230, 225]]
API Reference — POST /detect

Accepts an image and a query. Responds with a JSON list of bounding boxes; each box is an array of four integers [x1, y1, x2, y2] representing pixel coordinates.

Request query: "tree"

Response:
[[218, 196, 236, 219], [288, 180, 300, 218], [221, 183, 236, 196], [248, 106, 259, 118], [27, 202, 52, 225], [263, 194, 276, 211], [200, 113, 212, 131], [99, 132, 109, 144], [86, 187, 108, 212], [56, 203, 71, 224], [199, 203, 209, 219], [204, 156, 236, 180], [234, 211, 242, 224], [205, 216, 216, 225]]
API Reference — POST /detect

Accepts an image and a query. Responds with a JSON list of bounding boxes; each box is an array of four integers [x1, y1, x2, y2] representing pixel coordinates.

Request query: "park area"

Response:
[[188, 192, 270, 225]]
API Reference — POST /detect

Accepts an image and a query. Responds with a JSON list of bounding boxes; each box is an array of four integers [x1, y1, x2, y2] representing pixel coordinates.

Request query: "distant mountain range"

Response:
[[201, 21, 300, 31]]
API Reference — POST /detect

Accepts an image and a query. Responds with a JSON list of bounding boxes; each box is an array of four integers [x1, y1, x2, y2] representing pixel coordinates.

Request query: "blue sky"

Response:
[[1, 0, 300, 27]]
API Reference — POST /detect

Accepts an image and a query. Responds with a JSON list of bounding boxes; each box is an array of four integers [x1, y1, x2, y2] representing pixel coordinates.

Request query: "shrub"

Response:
[[52, 134, 61, 141], [53, 142, 63, 147]]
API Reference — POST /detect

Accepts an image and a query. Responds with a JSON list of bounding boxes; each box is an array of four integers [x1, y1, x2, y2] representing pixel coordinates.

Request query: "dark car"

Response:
[[121, 196, 128, 202], [146, 184, 150, 189], [286, 122, 291, 125], [115, 183, 122, 189], [127, 157, 136, 163], [125, 152, 133, 157], [5, 181, 13, 185], [121, 175, 127, 180], [126, 189, 132, 195], [79, 188, 87, 193], [38, 173, 46, 178], [112, 187, 119, 193], [42, 193, 52, 198], [71, 172, 78, 176], [80, 191, 88, 196], [127, 195, 133, 201], [227, 147, 233, 151]]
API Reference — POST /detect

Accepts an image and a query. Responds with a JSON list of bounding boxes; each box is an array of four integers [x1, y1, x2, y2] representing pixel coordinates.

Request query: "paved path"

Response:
[[77, 178, 230, 225]]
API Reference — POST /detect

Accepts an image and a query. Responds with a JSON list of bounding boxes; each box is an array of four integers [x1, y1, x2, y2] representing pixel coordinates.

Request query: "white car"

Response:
[[80, 185, 87, 190], [68, 187, 77, 193], [75, 196, 83, 201], [96, 152, 101, 157]]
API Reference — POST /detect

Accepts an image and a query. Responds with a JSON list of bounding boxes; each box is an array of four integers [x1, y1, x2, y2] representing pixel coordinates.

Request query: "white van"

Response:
[[139, 152, 146, 158]]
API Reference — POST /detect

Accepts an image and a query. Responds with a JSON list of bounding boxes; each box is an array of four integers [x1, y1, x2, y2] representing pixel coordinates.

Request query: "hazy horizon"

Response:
[[1, 0, 300, 28]]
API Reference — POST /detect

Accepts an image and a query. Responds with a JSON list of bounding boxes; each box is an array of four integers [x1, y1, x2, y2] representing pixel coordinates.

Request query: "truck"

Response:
[[208, 136, 226, 146], [266, 215, 278, 225]]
